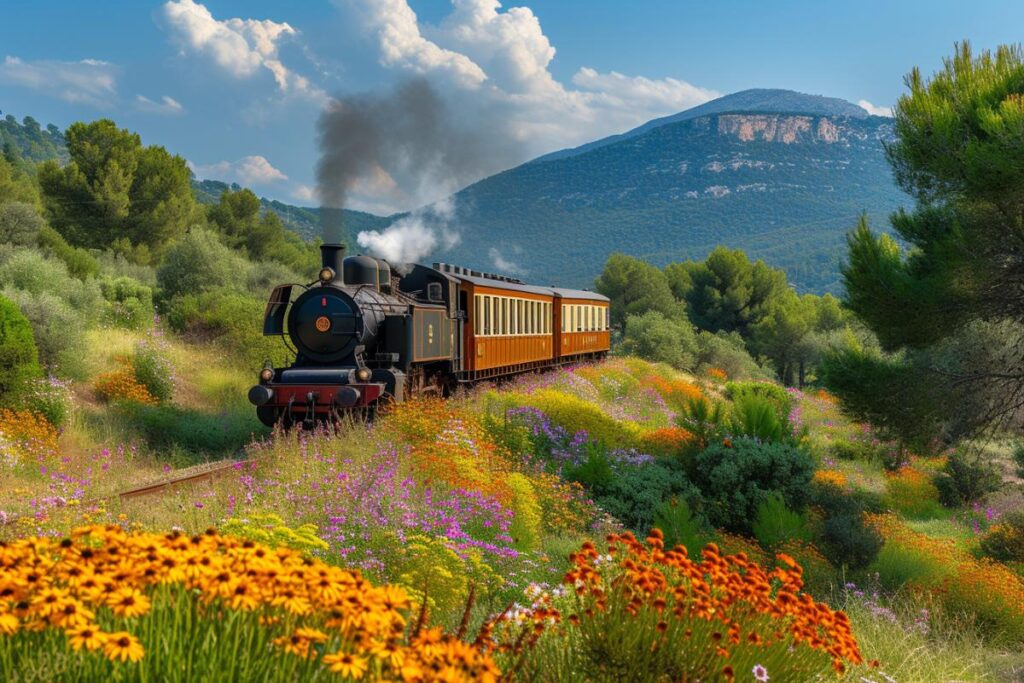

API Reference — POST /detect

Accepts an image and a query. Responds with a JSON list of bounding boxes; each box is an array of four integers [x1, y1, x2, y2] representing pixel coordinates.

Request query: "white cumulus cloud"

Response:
[[135, 94, 184, 115], [162, 0, 322, 99], [0, 56, 117, 108], [341, 0, 719, 208], [858, 99, 893, 117], [191, 155, 288, 185]]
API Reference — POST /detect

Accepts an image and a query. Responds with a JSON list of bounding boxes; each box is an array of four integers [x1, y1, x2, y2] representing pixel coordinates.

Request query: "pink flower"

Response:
[[752, 664, 769, 682]]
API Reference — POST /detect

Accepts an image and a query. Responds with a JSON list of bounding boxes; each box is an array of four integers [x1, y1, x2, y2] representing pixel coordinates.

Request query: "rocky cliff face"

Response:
[[714, 114, 865, 144]]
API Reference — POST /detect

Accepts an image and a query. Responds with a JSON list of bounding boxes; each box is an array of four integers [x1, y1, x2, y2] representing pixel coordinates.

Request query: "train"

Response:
[[248, 243, 610, 427]]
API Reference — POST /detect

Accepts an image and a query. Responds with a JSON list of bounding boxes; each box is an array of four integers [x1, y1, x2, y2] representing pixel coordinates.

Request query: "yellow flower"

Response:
[[67, 623, 106, 652], [102, 631, 145, 663], [107, 587, 151, 618], [323, 651, 368, 679], [0, 612, 19, 635]]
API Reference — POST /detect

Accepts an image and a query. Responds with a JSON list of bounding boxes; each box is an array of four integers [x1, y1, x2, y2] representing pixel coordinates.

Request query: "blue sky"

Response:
[[1, 0, 1022, 213]]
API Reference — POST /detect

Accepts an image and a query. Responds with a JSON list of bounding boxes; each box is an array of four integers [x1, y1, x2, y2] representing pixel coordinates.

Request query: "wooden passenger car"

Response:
[[553, 289, 611, 360], [457, 274, 556, 380]]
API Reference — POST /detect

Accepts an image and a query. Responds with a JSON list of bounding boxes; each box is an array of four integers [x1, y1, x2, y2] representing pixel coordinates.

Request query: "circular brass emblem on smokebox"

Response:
[[315, 315, 331, 332]]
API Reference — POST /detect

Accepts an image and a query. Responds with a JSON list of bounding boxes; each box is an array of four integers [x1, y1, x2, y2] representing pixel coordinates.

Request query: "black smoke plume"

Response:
[[315, 78, 520, 246]]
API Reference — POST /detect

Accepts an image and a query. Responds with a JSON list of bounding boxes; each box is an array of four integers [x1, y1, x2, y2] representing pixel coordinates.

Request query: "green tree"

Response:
[[37, 119, 193, 252], [208, 188, 318, 274], [0, 293, 42, 404], [620, 311, 697, 369], [837, 43, 1024, 436], [594, 253, 680, 328], [0, 202, 45, 246], [665, 246, 788, 337]]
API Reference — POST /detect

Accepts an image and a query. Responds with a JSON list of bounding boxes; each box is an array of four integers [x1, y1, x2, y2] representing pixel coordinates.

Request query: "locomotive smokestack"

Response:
[[320, 243, 346, 283]]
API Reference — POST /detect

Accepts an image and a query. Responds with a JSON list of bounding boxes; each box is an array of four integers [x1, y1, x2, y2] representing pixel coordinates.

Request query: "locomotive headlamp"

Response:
[[318, 267, 335, 283], [259, 367, 274, 383], [355, 367, 372, 382]]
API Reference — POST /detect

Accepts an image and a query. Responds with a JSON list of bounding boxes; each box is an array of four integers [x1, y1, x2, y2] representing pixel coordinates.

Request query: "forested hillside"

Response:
[[439, 91, 908, 293]]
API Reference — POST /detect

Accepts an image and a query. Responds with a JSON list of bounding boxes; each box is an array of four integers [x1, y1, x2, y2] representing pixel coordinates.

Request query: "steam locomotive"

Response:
[[249, 243, 610, 427]]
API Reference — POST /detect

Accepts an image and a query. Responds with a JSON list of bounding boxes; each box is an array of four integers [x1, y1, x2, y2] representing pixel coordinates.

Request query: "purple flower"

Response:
[[753, 664, 770, 682]]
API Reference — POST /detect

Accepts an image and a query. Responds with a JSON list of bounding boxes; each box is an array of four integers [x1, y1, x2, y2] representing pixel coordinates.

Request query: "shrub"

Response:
[[94, 358, 158, 405], [23, 375, 74, 428], [0, 246, 102, 317], [587, 459, 701, 533], [830, 437, 884, 462], [1014, 443, 1024, 479], [652, 496, 708, 555], [693, 329, 770, 380], [693, 437, 815, 533], [978, 511, 1024, 564], [505, 472, 543, 551], [0, 293, 41, 405], [99, 276, 154, 330], [619, 311, 697, 369], [820, 513, 883, 570], [0, 201, 44, 246], [166, 288, 285, 368], [37, 225, 100, 279], [157, 228, 250, 300], [729, 393, 791, 442], [933, 449, 1002, 507], [2, 288, 87, 371], [752, 492, 812, 549], [132, 334, 175, 403], [725, 380, 792, 416]]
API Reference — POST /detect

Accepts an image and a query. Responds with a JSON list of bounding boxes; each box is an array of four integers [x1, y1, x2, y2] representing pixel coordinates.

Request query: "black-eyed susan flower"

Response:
[[102, 631, 144, 663]]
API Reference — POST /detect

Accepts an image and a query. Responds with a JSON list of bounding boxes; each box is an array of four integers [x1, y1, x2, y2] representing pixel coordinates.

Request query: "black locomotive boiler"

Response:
[[249, 243, 611, 427]]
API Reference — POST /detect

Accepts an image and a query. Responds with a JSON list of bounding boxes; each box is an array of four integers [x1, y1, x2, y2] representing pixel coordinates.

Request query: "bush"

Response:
[[729, 393, 791, 442], [157, 228, 250, 300], [933, 449, 1002, 507], [100, 276, 154, 330], [978, 511, 1024, 564], [521, 389, 641, 450], [37, 225, 99, 279], [0, 294, 41, 405], [23, 375, 74, 428], [0, 247, 102, 318], [820, 512, 883, 570], [587, 459, 701, 533], [725, 380, 792, 416], [0, 201, 44, 246], [619, 311, 697, 369], [132, 334, 175, 403], [166, 288, 285, 368], [752, 492, 812, 549], [694, 437, 815, 532], [2, 288, 87, 371], [693, 329, 771, 380], [652, 496, 709, 555]]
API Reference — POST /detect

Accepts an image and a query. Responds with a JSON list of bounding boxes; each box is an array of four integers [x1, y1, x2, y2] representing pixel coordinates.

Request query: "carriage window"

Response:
[[503, 298, 509, 336], [560, 305, 566, 333], [528, 301, 535, 334], [474, 295, 482, 335], [543, 303, 549, 334], [483, 296, 491, 335], [604, 307, 610, 330], [589, 306, 595, 331]]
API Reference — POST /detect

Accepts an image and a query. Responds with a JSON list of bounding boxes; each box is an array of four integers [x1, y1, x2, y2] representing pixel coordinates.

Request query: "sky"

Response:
[[2, 0, 1023, 215]]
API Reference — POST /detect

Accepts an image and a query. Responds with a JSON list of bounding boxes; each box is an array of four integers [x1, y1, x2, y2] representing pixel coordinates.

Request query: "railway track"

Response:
[[1, 455, 252, 528]]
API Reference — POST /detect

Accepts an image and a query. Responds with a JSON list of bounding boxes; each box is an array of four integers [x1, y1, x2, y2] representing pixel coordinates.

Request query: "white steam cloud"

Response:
[[356, 199, 459, 264]]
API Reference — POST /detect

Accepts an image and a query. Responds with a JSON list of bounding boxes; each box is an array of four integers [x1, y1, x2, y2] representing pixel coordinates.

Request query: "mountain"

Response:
[[435, 90, 907, 293]]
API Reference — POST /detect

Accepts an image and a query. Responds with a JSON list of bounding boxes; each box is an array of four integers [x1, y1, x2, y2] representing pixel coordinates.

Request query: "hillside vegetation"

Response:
[[2, 42, 1024, 682]]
